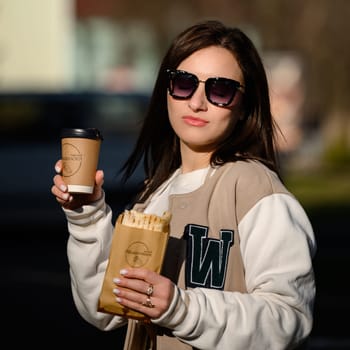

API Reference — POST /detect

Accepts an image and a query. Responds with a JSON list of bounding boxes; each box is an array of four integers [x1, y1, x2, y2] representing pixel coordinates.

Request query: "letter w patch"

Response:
[[184, 224, 233, 290]]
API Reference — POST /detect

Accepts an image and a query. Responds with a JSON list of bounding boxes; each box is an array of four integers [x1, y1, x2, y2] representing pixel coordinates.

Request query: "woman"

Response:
[[52, 20, 316, 350]]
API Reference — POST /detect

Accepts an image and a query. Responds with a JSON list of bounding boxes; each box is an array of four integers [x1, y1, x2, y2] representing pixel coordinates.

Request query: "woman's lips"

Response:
[[182, 116, 208, 126]]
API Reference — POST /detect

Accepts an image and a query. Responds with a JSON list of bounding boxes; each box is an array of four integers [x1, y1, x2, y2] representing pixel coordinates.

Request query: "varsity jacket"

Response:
[[65, 161, 316, 350]]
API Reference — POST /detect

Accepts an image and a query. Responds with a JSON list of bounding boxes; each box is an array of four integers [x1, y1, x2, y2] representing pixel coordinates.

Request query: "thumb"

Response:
[[95, 170, 105, 188]]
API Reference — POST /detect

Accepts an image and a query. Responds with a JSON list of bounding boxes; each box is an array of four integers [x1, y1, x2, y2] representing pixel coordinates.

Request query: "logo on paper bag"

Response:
[[126, 241, 152, 267]]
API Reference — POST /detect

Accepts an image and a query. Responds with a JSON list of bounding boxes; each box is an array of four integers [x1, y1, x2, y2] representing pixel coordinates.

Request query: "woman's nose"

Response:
[[188, 83, 208, 111]]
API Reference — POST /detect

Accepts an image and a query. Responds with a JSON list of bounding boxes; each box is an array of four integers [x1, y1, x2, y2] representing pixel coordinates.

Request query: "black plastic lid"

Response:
[[60, 128, 103, 140]]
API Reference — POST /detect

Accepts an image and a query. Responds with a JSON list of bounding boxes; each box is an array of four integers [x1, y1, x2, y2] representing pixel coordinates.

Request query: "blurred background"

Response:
[[1, 0, 349, 348]]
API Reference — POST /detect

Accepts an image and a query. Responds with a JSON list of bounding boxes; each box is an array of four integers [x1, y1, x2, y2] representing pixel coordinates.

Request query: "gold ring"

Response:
[[142, 297, 155, 308], [146, 284, 154, 296]]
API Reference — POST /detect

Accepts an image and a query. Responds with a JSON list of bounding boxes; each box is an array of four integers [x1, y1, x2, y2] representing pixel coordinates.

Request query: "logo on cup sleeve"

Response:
[[62, 143, 82, 176]]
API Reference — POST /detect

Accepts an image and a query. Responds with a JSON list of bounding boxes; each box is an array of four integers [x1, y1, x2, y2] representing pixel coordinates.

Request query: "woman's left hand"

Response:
[[113, 268, 175, 319]]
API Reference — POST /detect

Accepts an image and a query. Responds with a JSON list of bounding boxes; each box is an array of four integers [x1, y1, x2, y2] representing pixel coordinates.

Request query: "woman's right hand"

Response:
[[51, 159, 105, 210]]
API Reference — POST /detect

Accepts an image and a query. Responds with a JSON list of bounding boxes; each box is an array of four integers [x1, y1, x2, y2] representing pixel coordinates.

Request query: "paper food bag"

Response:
[[98, 210, 171, 321]]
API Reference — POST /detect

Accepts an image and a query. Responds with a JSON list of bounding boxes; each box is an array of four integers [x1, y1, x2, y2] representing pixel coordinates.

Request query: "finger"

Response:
[[95, 170, 104, 187], [53, 173, 65, 188], [51, 184, 72, 203], [119, 268, 158, 284], [116, 269, 174, 305], [113, 276, 151, 297], [52, 175, 69, 195], [54, 159, 63, 173], [113, 271, 175, 319], [51, 173, 74, 207], [114, 289, 160, 318]]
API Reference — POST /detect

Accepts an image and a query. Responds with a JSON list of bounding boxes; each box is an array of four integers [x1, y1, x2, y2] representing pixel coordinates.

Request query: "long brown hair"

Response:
[[121, 20, 281, 202]]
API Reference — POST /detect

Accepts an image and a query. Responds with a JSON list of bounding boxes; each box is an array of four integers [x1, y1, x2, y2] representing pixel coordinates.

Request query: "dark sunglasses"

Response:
[[166, 69, 244, 107]]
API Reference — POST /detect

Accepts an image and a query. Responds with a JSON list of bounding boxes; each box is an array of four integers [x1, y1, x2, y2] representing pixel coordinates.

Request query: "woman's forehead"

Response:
[[177, 46, 243, 82]]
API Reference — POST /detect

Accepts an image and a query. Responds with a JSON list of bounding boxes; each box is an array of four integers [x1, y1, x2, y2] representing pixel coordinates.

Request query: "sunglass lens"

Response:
[[207, 79, 236, 106], [171, 72, 196, 99]]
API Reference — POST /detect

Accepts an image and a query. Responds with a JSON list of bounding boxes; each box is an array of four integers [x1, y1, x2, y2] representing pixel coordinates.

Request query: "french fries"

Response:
[[121, 210, 171, 232]]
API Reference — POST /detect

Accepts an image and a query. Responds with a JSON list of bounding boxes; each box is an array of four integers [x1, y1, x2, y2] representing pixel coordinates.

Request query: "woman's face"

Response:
[[167, 46, 244, 154]]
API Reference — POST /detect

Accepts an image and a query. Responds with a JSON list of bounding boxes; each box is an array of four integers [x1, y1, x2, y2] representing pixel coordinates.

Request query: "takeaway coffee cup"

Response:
[[61, 128, 103, 194]]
